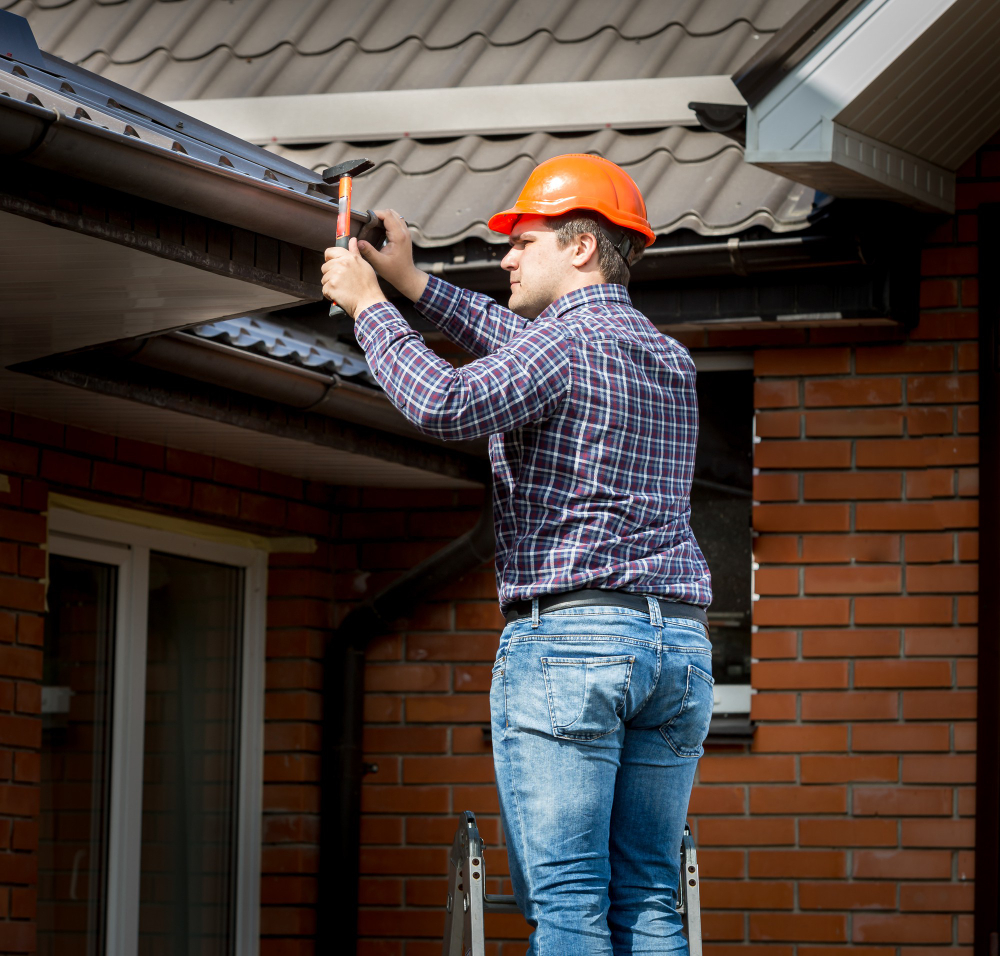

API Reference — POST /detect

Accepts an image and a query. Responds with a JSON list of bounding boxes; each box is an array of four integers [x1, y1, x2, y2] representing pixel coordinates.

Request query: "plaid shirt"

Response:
[[355, 276, 712, 609]]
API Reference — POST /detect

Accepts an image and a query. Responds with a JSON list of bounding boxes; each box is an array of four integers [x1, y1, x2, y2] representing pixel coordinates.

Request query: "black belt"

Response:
[[503, 588, 709, 628]]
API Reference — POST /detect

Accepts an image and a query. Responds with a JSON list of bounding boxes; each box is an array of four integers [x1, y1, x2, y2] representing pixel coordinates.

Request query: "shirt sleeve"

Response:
[[355, 300, 571, 441], [415, 275, 529, 358]]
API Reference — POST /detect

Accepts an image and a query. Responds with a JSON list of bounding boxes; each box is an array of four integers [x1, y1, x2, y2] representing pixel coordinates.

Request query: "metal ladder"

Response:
[[442, 810, 703, 956]]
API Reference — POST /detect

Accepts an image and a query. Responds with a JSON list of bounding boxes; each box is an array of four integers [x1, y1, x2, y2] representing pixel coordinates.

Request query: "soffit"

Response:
[[834, 0, 1000, 171]]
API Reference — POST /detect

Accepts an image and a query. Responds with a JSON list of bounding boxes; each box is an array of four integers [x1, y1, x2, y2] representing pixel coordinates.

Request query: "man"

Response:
[[322, 154, 713, 956]]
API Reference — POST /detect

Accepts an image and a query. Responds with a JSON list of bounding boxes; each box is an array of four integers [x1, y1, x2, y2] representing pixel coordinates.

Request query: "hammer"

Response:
[[322, 157, 379, 318]]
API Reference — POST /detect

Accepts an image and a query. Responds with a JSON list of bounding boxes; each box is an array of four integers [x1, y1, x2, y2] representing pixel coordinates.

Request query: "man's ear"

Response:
[[570, 232, 600, 269]]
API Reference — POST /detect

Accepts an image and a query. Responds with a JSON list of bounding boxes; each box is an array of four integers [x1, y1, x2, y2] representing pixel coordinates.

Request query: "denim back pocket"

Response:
[[540, 655, 634, 741], [661, 663, 715, 757]]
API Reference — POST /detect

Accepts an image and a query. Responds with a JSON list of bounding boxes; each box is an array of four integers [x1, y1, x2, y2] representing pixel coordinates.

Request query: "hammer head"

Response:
[[321, 158, 374, 183]]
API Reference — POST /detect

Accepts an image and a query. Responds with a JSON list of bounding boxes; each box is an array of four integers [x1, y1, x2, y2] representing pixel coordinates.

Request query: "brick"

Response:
[[0, 646, 42, 680], [751, 631, 797, 658], [165, 447, 214, 478], [904, 626, 976, 656], [804, 378, 902, 408], [13, 414, 62, 447], [856, 345, 953, 374], [753, 536, 799, 563], [854, 914, 951, 944], [854, 596, 953, 625], [214, 458, 259, 489], [905, 469, 954, 498], [750, 913, 847, 943], [803, 472, 901, 500], [853, 723, 950, 752], [753, 725, 847, 752], [0, 441, 38, 476], [957, 342, 978, 370], [754, 599, 850, 627], [805, 409, 903, 437], [361, 785, 449, 814], [854, 849, 950, 879], [756, 411, 801, 438], [755, 380, 799, 408], [749, 785, 846, 815], [406, 696, 490, 723], [919, 279, 959, 308], [900, 883, 974, 912], [804, 566, 901, 594], [700, 880, 794, 910], [143, 471, 192, 508], [192, 482, 240, 517], [699, 818, 796, 846], [799, 818, 897, 847], [957, 531, 978, 560], [688, 786, 746, 815], [800, 881, 896, 911], [18, 546, 45, 580], [921, 246, 977, 276], [454, 603, 505, 630], [364, 665, 450, 693], [755, 568, 799, 596], [799, 755, 898, 783], [359, 846, 447, 876], [0, 512, 46, 544], [749, 850, 846, 878], [0, 578, 45, 612], [0, 783, 39, 815], [908, 374, 978, 404], [756, 349, 851, 377], [40, 449, 90, 487], [0, 921, 34, 952], [854, 786, 952, 817], [750, 693, 797, 721], [962, 277, 978, 306], [907, 407, 954, 435], [856, 437, 978, 469], [903, 689, 975, 719], [802, 629, 899, 658], [958, 467, 978, 496], [753, 473, 799, 501], [699, 850, 745, 878], [16, 615, 43, 646], [854, 660, 952, 688], [907, 564, 977, 593], [901, 818, 975, 848], [905, 533, 955, 563], [407, 633, 498, 662], [902, 754, 976, 783], [753, 661, 848, 690], [801, 535, 900, 564], [958, 404, 979, 433], [402, 756, 494, 784], [801, 692, 898, 722], [698, 755, 796, 783], [756, 504, 851, 533], [755, 441, 852, 470], [91, 460, 143, 498]]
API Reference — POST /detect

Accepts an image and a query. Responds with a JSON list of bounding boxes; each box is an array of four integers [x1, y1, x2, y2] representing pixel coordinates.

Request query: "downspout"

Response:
[[317, 492, 495, 953], [974, 204, 1000, 956]]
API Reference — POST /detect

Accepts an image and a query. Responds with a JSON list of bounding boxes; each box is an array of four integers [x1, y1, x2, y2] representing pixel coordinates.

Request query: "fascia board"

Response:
[[752, 0, 961, 152], [167, 77, 746, 145]]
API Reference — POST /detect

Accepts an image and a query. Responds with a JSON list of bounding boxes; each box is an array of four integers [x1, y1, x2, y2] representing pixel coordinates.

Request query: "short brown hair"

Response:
[[552, 212, 645, 287]]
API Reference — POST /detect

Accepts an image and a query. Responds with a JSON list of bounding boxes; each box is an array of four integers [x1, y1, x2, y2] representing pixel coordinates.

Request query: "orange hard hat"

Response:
[[487, 153, 655, 249]]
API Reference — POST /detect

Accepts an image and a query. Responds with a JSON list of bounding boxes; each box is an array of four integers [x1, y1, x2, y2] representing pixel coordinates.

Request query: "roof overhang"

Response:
[[738, 0, 1000, 213], [166, 77, 747, 145]]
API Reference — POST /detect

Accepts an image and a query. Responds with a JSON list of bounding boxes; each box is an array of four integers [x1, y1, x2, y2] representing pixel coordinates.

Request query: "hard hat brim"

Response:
[[488, 199, 655, 247]]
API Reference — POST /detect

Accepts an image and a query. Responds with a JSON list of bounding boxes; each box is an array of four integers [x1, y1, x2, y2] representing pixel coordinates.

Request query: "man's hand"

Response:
[[358, 209, 429, 303], [321, 238, 387, 319]]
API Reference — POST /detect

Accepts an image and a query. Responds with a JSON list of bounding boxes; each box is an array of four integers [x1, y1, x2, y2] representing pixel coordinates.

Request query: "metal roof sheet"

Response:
[[10, 0, 810, 99], [269, 128, 814, 245], [188, 316, 377, 384]]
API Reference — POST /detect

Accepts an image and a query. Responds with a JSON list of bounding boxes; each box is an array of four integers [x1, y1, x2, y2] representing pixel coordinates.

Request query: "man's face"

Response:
[[500, 215, 579, 318]]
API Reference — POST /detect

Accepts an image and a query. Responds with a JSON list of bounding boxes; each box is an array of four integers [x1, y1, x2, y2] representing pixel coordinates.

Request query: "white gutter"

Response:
[[167, 76, 745, 145]]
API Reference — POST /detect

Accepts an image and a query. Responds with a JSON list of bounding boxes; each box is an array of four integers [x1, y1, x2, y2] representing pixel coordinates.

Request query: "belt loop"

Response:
[[646, 595, 662, 628], [531, 597, 540, 629]]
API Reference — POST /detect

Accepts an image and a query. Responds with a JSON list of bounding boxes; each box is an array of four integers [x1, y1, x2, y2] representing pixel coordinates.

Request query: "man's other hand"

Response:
[[358, 209, 429, 303], [321, 238, 387, 319]]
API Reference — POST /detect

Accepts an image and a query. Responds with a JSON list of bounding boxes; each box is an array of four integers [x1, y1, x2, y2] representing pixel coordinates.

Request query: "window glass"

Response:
[[137, 552, 244, 955], [39, 556, 116, 956]]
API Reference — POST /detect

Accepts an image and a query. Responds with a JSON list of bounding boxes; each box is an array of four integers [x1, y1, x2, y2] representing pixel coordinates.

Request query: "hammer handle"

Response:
[[329, 175, 353, 316]]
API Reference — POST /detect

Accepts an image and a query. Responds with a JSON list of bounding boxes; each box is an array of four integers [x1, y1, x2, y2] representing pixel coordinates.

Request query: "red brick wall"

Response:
[[0, 417, 339, 954]]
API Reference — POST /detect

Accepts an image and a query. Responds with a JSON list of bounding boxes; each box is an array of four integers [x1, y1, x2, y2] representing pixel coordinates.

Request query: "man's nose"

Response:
[[501, 247, 517, 272]]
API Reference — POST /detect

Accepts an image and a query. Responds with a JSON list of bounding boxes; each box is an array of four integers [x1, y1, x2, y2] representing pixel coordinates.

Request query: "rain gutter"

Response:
[[0, 93, 363, 252], [317, 493, 495, 954]]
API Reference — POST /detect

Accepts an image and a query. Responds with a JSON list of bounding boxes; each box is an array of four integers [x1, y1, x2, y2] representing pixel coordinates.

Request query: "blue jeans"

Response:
[[490, 597, 714, 956]]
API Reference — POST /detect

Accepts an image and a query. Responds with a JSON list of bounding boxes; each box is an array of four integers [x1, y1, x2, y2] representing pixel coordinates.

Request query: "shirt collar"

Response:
[[533, 283, 633, 322]]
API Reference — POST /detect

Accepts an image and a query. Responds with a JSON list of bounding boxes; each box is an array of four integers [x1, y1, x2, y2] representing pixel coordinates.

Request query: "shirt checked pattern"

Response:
[[354, 275, 712, 609]]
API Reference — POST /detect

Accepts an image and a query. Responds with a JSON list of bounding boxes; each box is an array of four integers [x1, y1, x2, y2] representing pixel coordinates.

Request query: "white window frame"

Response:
[[48, 507, 267, 956]]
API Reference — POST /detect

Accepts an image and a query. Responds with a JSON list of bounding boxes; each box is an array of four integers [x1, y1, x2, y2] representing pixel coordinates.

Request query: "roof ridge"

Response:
[[76, 17, 782, 68]]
